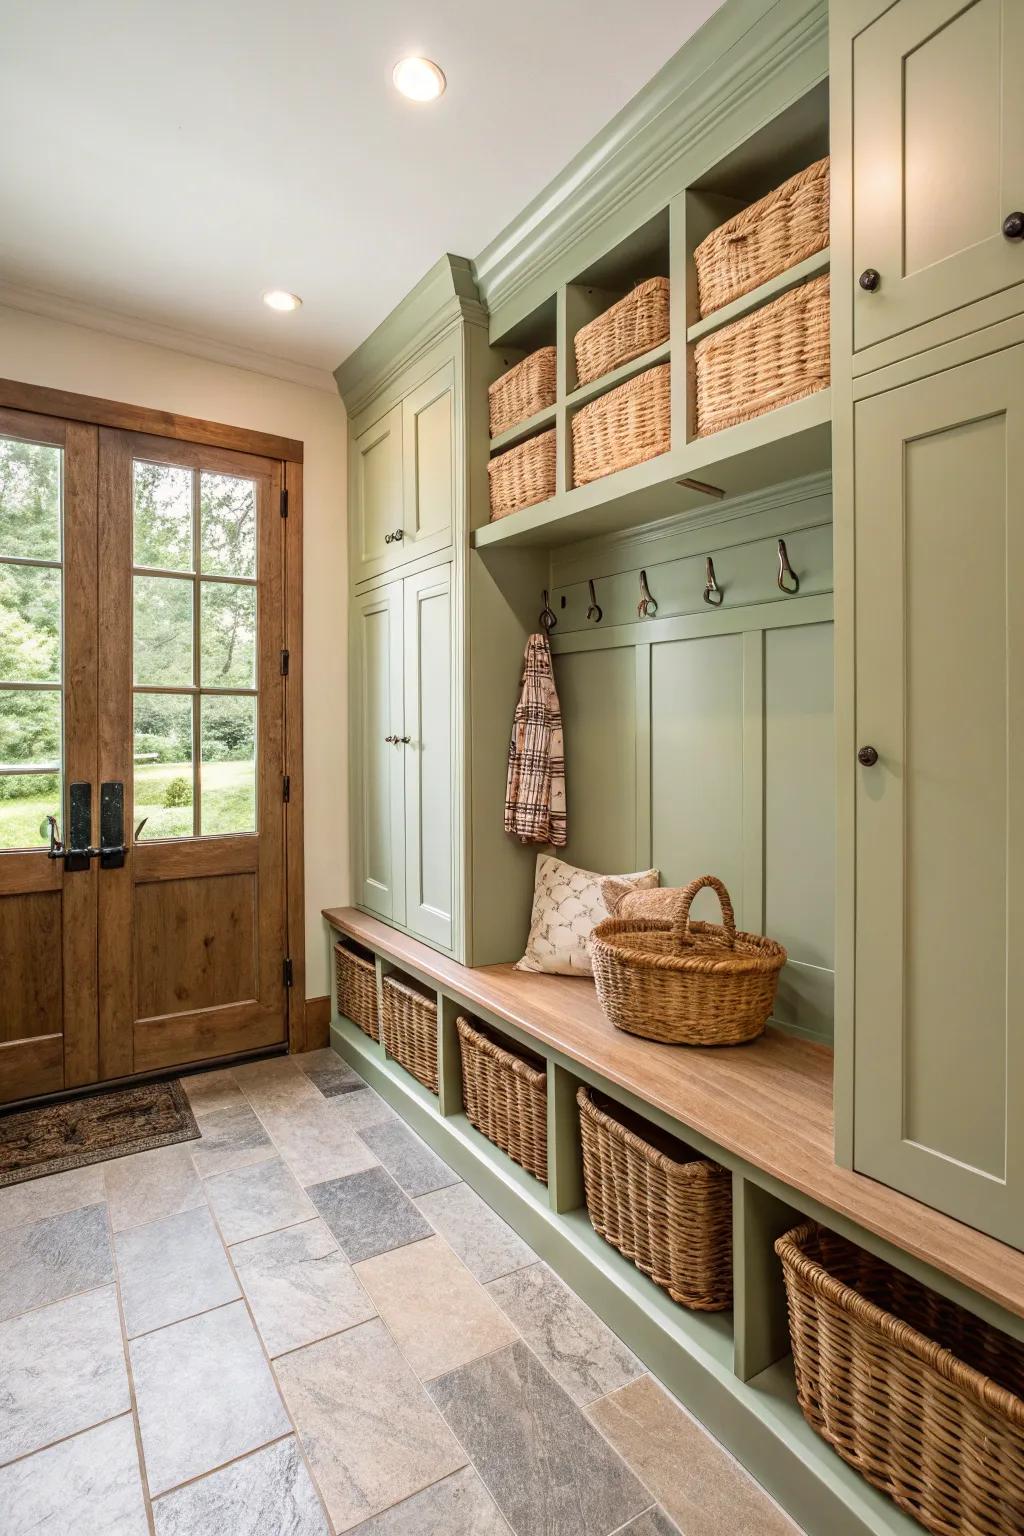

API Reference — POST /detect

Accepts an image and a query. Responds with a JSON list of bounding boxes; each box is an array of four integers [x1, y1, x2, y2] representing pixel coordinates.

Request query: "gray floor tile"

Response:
[[232, 1217, 375, 1357], [308, 1166, 432, 1261], [275, 1317, 466, 1531], [0, 1164, 106, 1235], [348, 1466, 511, 1535], [358, 1116, 460, 1197], [152, 1436, 329, 1536], [0, 1413, 148, 1536], [130, 1299, 290, 1495], [296, 1047, 366, 1098], [354, 1234, 517, 1380], [115, 1204, 240, 1338], [259, 1099, 380, 1187], [429, 1339, 649, 1536], [105, 1144, 205, 1233], [415, 1182, 536, 1283], [0, 1285, 129, 1465], [205, 1157, 315, 1245], [0, 1202, 113, 1323], [190, 1102, 275, 1179], [180, 1069, 246, 1119], [328, 1085, 398, 1132], [487, 1261, 643, 1405], [613, 1509, 683, 1536]]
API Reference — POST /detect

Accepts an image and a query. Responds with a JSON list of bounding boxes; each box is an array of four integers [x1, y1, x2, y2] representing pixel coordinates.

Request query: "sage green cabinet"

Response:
[[352, 565, 454, 950], [852, 344, 1024, 1248], [851, 0, 1024, 354], [353, 582, 405, 922], [353, 405, 404, 582]]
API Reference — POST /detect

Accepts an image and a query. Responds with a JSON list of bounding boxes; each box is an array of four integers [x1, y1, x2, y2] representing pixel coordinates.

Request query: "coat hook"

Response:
[[637, 570, 658, 619], [539, 590, 557, 633], [586, 579, 603, 623], [703, 556, 723, 606], [777, 538, 800, 594]]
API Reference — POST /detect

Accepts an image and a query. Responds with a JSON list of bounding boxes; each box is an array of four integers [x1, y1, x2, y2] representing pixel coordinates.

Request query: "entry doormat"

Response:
[[0, 1079, 200, 1186]]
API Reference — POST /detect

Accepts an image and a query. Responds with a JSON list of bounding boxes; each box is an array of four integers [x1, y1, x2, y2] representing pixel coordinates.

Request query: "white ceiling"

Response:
[[0, 0, 721, 380]]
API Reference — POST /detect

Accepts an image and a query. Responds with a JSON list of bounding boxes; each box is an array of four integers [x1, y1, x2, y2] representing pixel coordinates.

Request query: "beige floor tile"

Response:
[[233, 1058, 322, 1115], [354, 1234, 517, 1380], [0, 1164, 106, 1235], [260, 1100, 379, 1187], [275, 1317, 466, 1531], [180, 1069, 246, 1119], [232, 1217, 375, 1357], [104, 1144, 206, 1233], [347, 1466, 511, 1535], [587, 1375, 800, 1536], [190, 1103, 276, 1179]]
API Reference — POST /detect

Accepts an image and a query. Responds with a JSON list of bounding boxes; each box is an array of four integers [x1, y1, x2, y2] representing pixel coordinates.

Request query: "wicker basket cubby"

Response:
[[488, 347, 557, 439], [488, 428, 556, 520], [776, 1222, 1024, 1536], [456, 1015, 547, 1182], [578, 1086, 732, 1311], [573, 278, 669, 388], [571, 363, 670, 487], [381, 973, 438, 1095], [334, 942, 379, 1042]]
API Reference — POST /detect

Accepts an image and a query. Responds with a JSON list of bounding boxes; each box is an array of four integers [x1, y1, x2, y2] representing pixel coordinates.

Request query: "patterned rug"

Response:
[[0, 1079, 200, 1186]]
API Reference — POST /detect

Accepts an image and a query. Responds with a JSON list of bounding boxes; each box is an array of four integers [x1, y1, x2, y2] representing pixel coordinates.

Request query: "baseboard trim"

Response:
[[303, 996, 331, 1050]]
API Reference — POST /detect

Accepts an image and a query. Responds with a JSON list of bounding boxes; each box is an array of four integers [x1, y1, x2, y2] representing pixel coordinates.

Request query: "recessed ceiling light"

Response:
[[393, 56, 446, 102], [262, 289, 302, 312]]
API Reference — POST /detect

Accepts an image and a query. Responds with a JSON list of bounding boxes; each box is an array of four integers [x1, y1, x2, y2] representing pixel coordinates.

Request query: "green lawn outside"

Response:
[[0, 760, 255, 849]]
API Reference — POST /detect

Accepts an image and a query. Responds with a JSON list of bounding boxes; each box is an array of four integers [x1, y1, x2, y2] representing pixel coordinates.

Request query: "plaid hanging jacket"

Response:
[[504, 632, 567, 846]]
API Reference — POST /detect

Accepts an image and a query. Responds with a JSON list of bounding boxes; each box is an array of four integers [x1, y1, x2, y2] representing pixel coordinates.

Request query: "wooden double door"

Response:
[[0, 406, 291, 1103]]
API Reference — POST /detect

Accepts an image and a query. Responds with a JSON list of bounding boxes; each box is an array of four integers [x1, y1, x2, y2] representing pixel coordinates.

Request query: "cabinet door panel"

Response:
[[353, 583, 405, 922], [402, 566, 453, 949], [853, 0, 1024, 352], [557, 647, 639, 874], [402, 362, 455, 562], [354, 404, 403, 581], [854, 345, 1024, 1246]]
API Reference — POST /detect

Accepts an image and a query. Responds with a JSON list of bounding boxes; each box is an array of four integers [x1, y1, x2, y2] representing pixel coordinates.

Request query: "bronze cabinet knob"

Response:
[[1003, 212, 1024, 240], [859, 268, 881, 292], [858, 745, 879, 767]]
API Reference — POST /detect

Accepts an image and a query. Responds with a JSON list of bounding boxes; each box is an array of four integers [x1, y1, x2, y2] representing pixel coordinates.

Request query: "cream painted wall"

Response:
[[0, 302, 348, 999]]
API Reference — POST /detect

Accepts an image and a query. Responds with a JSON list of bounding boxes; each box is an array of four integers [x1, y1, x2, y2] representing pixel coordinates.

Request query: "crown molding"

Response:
[[472, 0, 827, 327], [0, 281, 337, 393], [333, 254, 487, 416]]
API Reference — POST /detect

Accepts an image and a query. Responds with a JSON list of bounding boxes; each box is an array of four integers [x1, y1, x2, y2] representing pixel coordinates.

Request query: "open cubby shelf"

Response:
[[324, 905, 1024, 1536]]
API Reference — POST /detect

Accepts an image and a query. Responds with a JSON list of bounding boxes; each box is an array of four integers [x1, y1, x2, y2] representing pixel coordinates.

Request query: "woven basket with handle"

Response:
[[776, 1222, 1024, 1536], [693, 156, 829, 318], [590, 875, 786, 1045]]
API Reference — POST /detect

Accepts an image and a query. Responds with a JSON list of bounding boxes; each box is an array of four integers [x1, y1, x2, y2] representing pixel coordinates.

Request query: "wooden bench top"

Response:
[[324, 905, 1024, 1321]]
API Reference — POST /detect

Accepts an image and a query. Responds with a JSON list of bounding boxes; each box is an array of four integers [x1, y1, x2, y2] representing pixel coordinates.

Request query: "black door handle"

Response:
[[100, 782, 128, 868]]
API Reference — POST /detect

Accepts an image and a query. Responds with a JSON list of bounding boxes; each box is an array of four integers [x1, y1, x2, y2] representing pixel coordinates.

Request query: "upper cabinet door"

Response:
[[352, 582, 406, 924], [402, 565, 454, 951], [853, 0, 1024, 353], [853, 343, 1024, 1249], [353, 403, 404, 582], [402, 361, 455, 563]]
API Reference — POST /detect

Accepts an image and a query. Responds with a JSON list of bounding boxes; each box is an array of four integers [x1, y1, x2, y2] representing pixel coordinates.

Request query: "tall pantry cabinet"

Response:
[[832, 0, 1024, 1248], [339, 256, 539, 966]]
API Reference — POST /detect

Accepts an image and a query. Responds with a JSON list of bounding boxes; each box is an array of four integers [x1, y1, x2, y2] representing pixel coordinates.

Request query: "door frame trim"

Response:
[[0, 378, 303, 464], [1, 385, 307, 1065]]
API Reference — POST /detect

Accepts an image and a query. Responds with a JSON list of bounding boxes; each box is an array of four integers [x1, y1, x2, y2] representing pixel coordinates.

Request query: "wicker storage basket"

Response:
[[489, 347, 557, 439], [590, 875, 786, 1046], [381, 974, 438, 1094], [694, 274, 829, 438], [334, 943, 379, 1042], [456, 1015, 547, 1181], [578, 1087, 732, 1310], [572, 363, 670, 487], [488, 429, 556, 519], [693, 156, 829, 318], [776, 1222, 1024, 1536], [574, 278, 670, 387]]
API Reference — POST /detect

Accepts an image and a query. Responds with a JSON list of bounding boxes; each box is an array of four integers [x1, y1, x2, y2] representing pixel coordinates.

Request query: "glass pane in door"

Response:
[[0, 435, 63, 850], [133, 692, 194, 840], [201, 694, 256, 835]]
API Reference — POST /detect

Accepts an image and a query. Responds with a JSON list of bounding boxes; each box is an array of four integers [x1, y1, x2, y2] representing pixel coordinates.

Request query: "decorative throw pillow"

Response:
[[600, 879, 684, 923], [516, 855, 660, 976]]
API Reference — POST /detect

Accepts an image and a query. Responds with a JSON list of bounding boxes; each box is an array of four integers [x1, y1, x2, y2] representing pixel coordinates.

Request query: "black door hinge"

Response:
[[282, 774, 291, 803], [283, 957, 294, 988], [280, 488, 289, 518], [280, 649, 290, 676]]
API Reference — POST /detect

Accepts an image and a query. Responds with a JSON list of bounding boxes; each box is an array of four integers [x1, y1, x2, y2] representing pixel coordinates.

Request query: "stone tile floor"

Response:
[[0, 1049, 803, 1536]]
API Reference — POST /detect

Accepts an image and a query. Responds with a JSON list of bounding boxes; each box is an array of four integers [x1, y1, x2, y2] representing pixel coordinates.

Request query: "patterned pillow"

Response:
[[516, 855, 660, 976]]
